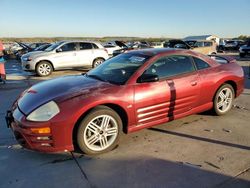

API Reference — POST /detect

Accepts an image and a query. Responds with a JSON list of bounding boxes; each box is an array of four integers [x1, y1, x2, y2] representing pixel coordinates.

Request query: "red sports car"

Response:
[[6, 48, 244, 155]]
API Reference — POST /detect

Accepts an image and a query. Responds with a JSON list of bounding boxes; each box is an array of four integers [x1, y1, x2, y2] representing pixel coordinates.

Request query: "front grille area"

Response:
[[13, 131, 26, 146], [12, 122, 54, 149]]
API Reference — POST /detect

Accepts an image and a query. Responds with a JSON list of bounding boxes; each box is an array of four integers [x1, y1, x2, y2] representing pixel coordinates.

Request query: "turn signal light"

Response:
[[30, 127, 51, 134]]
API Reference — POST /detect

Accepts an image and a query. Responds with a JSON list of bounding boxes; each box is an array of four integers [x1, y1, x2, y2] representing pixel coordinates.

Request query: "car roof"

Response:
[[126, 48, 185, 56], [59, 40, 102, 44], [195, 40, 214, 42]]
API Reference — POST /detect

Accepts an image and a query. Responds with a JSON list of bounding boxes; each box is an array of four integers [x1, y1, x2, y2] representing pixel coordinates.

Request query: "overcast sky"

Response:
[[0, 0, 249, 38]]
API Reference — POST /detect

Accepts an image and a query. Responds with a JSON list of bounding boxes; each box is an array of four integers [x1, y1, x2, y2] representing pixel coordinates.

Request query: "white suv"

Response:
[[21, 41, 109, 76]]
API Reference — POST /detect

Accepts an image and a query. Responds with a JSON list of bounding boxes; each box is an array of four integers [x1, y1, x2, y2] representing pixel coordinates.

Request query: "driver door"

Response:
[[134, 55, 200, 128], [134, 79, 171, 128], [52, 42, 78, 68]]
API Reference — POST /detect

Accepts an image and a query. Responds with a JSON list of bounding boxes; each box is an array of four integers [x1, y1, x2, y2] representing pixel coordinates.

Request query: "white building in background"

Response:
[[184, 35, 220, 45]]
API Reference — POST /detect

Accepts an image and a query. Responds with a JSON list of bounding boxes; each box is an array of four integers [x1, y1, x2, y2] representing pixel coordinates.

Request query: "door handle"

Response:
[[190, 81, 197, 86]]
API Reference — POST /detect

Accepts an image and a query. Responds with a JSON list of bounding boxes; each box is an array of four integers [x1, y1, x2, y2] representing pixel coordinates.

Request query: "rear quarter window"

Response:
[[193, 57, 210, 70]]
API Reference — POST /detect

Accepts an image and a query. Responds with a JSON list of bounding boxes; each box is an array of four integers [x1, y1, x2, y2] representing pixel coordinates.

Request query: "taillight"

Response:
[[104, 48, 108, 54]]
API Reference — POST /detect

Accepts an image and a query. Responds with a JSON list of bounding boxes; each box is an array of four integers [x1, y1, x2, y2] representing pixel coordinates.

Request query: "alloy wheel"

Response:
[[93, 59, 103, 67], [83, 115, 118, 151], [216, 88, 233, 113], [38, 63, 51, 76]]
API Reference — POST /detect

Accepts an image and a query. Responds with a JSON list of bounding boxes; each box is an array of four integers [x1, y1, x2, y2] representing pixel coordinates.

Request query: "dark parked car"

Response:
[[15, 42, 51, 59], [14, 42, 33, 59], [113, 44, 151, 56], [29, 42, 50, 50], [6, 48, 244, 155], [224, 40, 244, 50], [164, 40, 191, 49], [239, 40, 250, 57]]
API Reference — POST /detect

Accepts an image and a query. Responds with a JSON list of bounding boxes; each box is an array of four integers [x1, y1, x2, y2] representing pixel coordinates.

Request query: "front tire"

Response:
[[36, 61, 53, 77], [76, 106, 122, 155], [213, 84, 234, 116]]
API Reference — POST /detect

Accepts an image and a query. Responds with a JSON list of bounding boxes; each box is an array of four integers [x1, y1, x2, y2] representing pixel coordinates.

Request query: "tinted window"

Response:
[[79, 42, 93, 50], [204, 42, 212, 47], [193, 57, 210, 70], [61, 43, 77, 52], [144, 55, 195, 79], [195, 42, 204, 47], [174, 43, 188, 49]]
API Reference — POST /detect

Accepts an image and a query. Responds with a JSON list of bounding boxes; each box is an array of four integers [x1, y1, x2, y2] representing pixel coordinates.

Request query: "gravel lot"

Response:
[[0, 52, 250, 188]]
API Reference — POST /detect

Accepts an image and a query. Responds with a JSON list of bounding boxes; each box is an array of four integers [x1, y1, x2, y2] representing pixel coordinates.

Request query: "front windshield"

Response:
[[44, 41, 64, 52], [86, 53, 151, 85], [34, 44, 49, 51]]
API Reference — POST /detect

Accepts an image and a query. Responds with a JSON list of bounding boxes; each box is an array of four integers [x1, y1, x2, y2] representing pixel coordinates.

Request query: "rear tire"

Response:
[[92, 58, 104, 68], [76, 106, 122, 155], [213, 84, 234, 116], [36, 61, 53, 77]]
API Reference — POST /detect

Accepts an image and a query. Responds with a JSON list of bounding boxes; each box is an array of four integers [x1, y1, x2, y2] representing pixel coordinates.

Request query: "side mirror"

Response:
[[56, 48, 62, 53], [137, 74, 159, 83]]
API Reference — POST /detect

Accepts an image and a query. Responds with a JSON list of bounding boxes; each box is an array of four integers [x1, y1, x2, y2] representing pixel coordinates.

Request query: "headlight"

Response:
[[27, 101, 60, 122], [23, 57, 32, 61]]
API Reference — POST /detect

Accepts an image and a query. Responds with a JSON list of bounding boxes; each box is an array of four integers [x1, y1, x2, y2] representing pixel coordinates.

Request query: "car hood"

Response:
[[18, 75, 111, 115], [22, 51, 44, 58], [23, 51, 54, 59]]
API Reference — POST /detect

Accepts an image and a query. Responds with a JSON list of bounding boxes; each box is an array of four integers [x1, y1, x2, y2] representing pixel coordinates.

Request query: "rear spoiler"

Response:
[[208, 54, 236, 64]]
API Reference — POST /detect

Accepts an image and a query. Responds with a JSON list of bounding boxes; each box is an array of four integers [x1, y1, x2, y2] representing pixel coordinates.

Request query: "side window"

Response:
[[79, 42, 93, 50], [174, 43, 188, 49], [204, 42, 212, 47], [144, 55, 195, 79], [61, 43, 77, 52], [193, 57, 210, 70], [195, 42, 203, 47]]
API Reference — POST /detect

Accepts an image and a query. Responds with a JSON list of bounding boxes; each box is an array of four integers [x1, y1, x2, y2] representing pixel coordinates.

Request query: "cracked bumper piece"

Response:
[[6, 107, 74, 153]]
